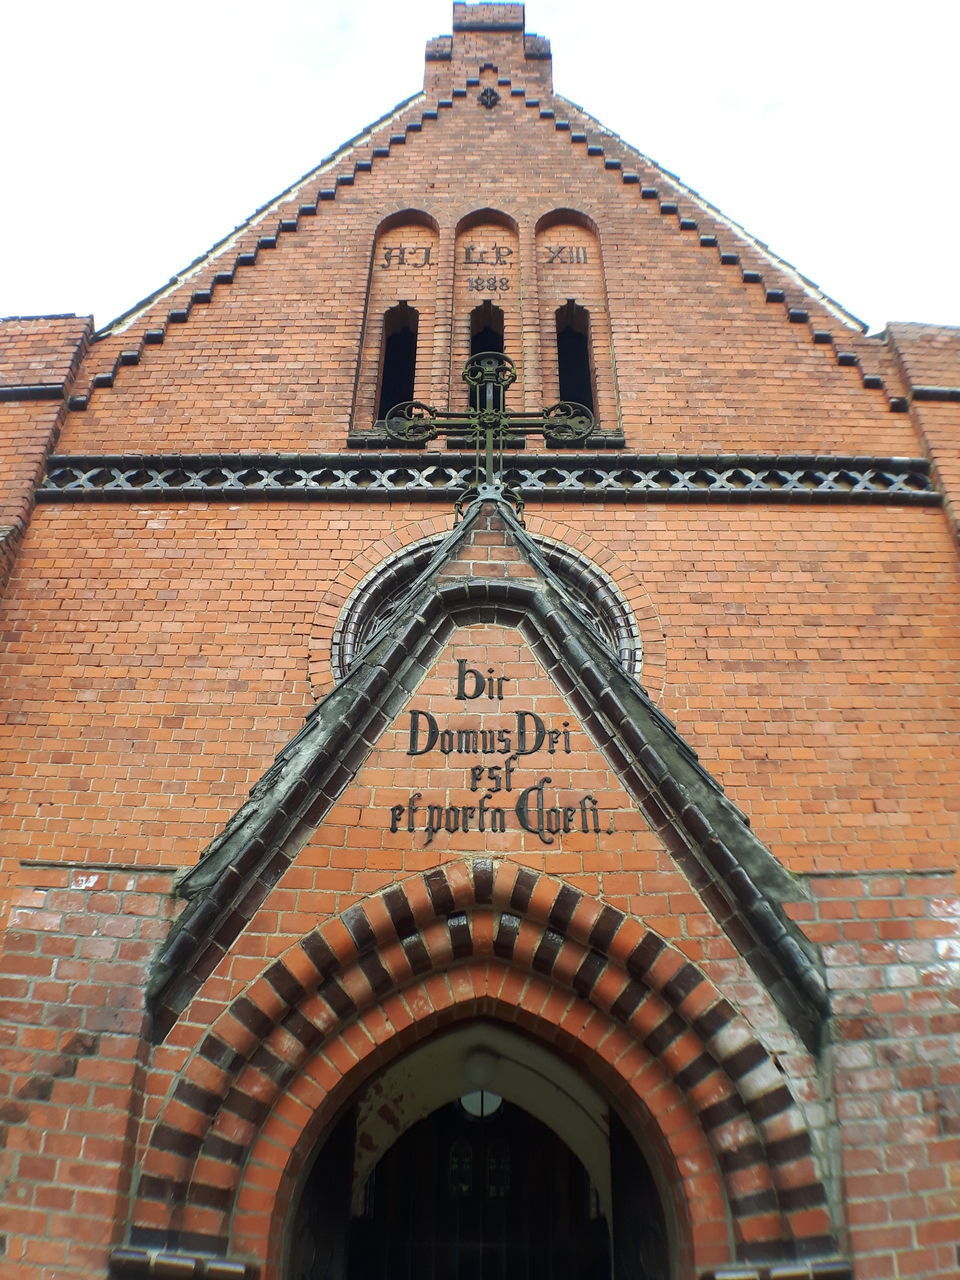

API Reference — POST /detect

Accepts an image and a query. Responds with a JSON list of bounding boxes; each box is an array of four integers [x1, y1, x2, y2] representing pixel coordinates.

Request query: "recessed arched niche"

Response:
[[453, 210, 520, 409], [354, 211, 440, 431], [535, 210, 617, 435]]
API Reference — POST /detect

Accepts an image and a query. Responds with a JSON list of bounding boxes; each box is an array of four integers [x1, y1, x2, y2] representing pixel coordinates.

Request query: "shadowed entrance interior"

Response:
[[285, 1024, 670, 1280]]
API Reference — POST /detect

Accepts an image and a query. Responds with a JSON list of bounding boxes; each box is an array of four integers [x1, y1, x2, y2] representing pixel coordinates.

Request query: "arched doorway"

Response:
[[285, 1024, 670, 1280]]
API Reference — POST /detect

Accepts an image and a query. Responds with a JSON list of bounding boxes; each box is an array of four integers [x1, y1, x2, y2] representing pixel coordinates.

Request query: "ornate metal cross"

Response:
[[383, 352, 594, 523]]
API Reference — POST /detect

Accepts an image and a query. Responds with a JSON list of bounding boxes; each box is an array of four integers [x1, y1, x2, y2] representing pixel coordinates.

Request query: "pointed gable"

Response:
[[51, 5, 915, 461], [150, 497, 826, 1051]]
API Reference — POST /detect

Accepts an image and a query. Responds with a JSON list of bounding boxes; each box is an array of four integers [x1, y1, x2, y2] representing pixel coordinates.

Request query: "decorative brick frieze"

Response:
[[39, 452, 936, 503]]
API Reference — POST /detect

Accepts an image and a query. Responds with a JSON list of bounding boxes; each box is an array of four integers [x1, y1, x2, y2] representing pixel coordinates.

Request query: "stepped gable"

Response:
[[148, 496, 826, 1052], [55, 23, 911, 452]]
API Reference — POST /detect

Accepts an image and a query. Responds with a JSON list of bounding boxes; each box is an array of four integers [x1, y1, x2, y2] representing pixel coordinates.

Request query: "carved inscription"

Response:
[[463, 244, 514, 266], [389, 660, 615, 847], [544, 246, 588, 264], [460, 244, 513, 292], [467, 276, 510, 292], [380, 245, 433, 268]]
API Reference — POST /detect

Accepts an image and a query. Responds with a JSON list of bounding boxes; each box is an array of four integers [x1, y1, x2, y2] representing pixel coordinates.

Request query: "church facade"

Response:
[[1, 6, 958, 1278]]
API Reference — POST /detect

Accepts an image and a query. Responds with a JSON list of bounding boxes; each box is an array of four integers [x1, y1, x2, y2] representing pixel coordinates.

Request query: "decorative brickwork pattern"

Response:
[[0, 8, 957, 1280], [132, 860, 839, 1272], [149, 500, 825, 1052]]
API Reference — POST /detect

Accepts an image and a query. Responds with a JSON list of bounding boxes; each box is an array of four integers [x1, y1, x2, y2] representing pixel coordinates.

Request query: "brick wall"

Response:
[[0, 865, 177, 1277]]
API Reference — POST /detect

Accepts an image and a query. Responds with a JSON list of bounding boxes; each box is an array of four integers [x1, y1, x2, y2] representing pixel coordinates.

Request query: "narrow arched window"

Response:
[[555, 300, 594, 412], [469, 301, 504, 410], [377, 302, 419, 420]]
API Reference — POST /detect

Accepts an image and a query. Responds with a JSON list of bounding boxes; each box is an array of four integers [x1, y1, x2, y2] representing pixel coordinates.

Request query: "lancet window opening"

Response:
[[377, 302, 419, 421], [469, 301, 505, 411], [555, 299, 595, 413]]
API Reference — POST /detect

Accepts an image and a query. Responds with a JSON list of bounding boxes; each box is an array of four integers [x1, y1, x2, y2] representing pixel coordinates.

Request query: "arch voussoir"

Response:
[[133, 860, 837, 1266]]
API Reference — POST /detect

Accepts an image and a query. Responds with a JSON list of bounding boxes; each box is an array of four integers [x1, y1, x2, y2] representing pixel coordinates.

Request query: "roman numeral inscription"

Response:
[[544, 245, 588, 264]]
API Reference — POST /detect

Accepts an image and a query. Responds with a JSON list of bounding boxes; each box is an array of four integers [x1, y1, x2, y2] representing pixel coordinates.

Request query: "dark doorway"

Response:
[[289, 1091, 670, 1280], [353, 1097, 608, 1280]]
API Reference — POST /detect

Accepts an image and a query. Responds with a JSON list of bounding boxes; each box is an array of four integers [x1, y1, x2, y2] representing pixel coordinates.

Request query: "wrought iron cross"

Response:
[[383, 352, 594, 523]]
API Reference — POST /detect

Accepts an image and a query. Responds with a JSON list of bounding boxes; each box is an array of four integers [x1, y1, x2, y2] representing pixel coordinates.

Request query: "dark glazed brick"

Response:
[[359, 952, 394, 996], [250, 1044, 295, 1086], [510, 867, 537, 912], [588, 905, 624, 951], [137, 1174, 185, 1203], [402, 934, 432, 974], [284, 1009, 325, 1051], [691, 1000, 735, 1041], [700, 1094, 748, 1131], [173, 1079, 221, 1117], [746, 1084, 793, 1123], [222, 1087, 270, 1126], [318, 979, 356, 1019], [189, 1180, 234, 1211], [548, 884, 580, 933], [230, 996, 274, 1041], [779, 1181, 828, 1210], [767, 1131, 812, 1165], [383, 886, 417, 940], [572, 951, 606, 998], [532, 929, 563, 975], [610, 980, 647, 1022], [342, 904, 376, 953], [642, 1011, 685, 1057], [199, 1034, 244, 1075], [626, 933, 664, 980], [724, 1041, 769, 1079], [717, 1140, 765, 1173], [300, 931, 337, 967], [264, 960, 306, 1007], [673, 1052, 716, 1092], [201, 1133, 247, 1166], [473, 858, 494, 903], [494, 913, 521, 959], [661, 962, 703, 1006], [152, 1124, 203, 1158], [447, 912, 473, 960], [425, 868, 455, 915], [730, 1188, 780, 1217]]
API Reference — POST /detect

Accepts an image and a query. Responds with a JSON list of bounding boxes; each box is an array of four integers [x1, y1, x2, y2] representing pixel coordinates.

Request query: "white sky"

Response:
[[2, 0, 957, 335]]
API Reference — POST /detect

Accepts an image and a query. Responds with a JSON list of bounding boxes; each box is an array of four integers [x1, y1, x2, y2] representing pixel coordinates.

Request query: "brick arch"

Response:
[[308, 512, 666, 699], [132, 860, 836, 1267], [245, 983, 709, 1280]]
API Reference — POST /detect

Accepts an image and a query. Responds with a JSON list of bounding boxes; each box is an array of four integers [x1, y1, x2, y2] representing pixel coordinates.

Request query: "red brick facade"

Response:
[[1, 6, 957, 1279]]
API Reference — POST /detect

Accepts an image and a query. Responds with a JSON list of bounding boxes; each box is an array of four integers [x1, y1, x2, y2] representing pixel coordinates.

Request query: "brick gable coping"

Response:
[[147, 497, 827, 1054]]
